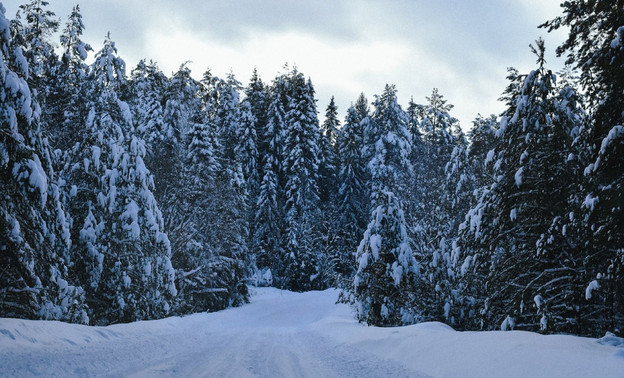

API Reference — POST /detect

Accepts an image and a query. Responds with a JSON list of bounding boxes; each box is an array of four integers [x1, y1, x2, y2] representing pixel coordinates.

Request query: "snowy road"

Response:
[[2, 288, 623, 377], [1, 289, 422, 377]]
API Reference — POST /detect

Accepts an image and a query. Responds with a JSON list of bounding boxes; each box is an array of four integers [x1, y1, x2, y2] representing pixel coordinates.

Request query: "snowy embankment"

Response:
[[1, 288, 623, 377]]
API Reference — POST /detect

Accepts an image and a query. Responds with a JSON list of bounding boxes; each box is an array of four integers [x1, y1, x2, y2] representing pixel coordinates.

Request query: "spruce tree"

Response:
[[335, 105, 368, 279], [245, 67, 269, 169], [542, 0, 624, 336], [353, 84, 420, 326], [207, 73, 250, 306], [10, 0, 59, 102], [0, 6, 87, 323], [254, 74, 287, 285], [66, 34, 176, 324], [318, 96, 339, 204], [410, 89, 463, 323], [451, 114, 499, 329], [282, 71, 322, 291], [316, 96, 341, 285], [236, 99, 259, 260], [49, 4, 92, 151], [461, 40, 586, 333]]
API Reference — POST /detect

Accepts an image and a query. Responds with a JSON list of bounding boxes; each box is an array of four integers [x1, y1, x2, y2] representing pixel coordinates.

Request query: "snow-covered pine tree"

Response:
[[162, 68, 215, 313], [214, 72, 242, 158], [59, 5, 91, 84], [157, 63, 204, 256], [245, 67, 269, 171], [236, 98, 259, 258], [315, 96, 341, 285], [542, 0, 624, 336], [467, 114, 499, 188], [461, 40, 586, 333], [130, 62, 193, 313], [205, 73, 250, 307], [408, 89, 463, 323], [533, 79, 588, 334], [318, 96, 339, 203], [435, 141, 474, 326], [254, 73, 288, 286], [354, 92, 372, 200], [406, 96, 426, 138], [67, 34, 176, 324], [9, 0, 59, 104], [417, 89, 461, 222], [282, 70, 323, 291], [49, 4, 92, 151], [130, 60, 167, 145], [354, 92, 370, 121], [334, 105, 368, 280], [353, 84, 420, 326], [403, 96, 427, 282], [404, 97, 426, 220], [0, 5, 87, 323], [236, 99, 259, 193], [452, 114, 499, 329]]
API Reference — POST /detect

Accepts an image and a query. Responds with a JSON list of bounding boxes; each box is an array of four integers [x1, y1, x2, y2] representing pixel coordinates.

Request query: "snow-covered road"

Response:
[[2, 288, 623, 377]]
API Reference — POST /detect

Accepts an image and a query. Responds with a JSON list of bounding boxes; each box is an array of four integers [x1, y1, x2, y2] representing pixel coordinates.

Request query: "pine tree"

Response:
[[254, 74, 287, 285], [451, 114, 499, 329], [59, 5, 91, 83], [49, 4, 92, 151], [236, 99, 259, 258], [461, 40, 586, 333], [315, 96, 341, 285], [409, 89, 463, 323], [542, 0, 624, 336], [318, 96, 339, 203], [282, 71, 323, 291], [0, 6, 87, 323], [134, 63, 197, 275], [354, 92, 370, 120], [236, 99, 259, 191], [353, 84, 420, 326], [245, 68, 269, 164], [10, 0, 59, 101], [206, 73, 250, 307], [130, 60, 167, 144], [335, 105, 368, 279], [467, 114, 499, 188], [66, 34, 176, 324]]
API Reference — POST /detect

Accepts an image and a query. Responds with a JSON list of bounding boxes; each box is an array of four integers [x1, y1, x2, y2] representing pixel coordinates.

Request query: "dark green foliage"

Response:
[[460, 41, 588, 333], [0, 6, 87, 323], [540, 0, 624, 336]]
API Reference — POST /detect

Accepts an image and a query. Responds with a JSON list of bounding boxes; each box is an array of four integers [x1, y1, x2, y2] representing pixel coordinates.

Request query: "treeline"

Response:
[[1, 1, 622, 336]]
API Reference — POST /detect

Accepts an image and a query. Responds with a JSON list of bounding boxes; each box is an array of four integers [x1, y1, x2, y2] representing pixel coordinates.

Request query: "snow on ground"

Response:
[[1, 288, 623, 377]]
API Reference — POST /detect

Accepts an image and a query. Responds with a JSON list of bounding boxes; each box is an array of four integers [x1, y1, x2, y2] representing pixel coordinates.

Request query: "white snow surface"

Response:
[[1, 288, 623, 377]]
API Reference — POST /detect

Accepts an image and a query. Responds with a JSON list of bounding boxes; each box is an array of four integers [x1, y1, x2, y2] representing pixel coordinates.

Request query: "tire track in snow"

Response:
[[1, 289, 431, 377]]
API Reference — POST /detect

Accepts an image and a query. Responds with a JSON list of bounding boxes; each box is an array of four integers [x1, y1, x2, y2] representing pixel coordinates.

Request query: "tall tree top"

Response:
[[91, 33, 126, 90], [322, 96, 340, 145], [17, 0, 59, 40]]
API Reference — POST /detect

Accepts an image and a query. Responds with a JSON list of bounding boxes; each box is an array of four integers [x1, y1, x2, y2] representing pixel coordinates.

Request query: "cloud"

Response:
[[143, 0, 360, 44], [4, 0, 569, 130]]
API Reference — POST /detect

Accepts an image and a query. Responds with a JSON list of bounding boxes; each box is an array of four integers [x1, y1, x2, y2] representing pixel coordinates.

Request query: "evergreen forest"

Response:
[[1, 1, 623, 337]]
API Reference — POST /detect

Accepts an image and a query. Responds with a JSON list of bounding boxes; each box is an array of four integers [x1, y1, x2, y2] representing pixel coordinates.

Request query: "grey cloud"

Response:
[[4, 0, 567, 128], [153, 0, 361, 43]]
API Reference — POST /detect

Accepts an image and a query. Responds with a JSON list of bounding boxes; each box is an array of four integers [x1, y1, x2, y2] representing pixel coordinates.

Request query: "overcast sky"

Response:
[[5, 0, 568, 130]]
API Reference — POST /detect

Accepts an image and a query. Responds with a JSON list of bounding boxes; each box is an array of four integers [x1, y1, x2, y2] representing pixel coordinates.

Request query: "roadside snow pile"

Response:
[[1, 288, 623, 377], [598, 332, 624, 348]]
